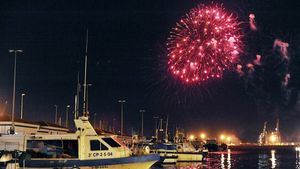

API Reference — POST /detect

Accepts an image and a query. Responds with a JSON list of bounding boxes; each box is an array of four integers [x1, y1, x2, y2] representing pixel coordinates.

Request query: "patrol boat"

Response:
[[0, 116, 159, 169]]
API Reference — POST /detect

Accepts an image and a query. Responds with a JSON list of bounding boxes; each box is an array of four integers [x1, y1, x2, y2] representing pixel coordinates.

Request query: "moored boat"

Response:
[[0, 116, 159, 169], [149, 142, 178, 164], [174, 141, 204, 162]]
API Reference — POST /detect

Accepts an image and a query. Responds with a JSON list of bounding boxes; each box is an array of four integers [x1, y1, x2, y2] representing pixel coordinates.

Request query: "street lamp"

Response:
[[220, 134, 226, 141], [189, 134, 195, 141], [20, 93, 26, 119], [65, 105, 70, 128], [139, 109, 146, 137], [200, 133, 206, 140], [118, 100, 126, 136], [9, 49, 23, 134]]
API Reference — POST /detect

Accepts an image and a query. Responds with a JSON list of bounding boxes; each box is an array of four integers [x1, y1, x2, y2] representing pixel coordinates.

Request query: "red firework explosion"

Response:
[[167, 4, 243, 84]]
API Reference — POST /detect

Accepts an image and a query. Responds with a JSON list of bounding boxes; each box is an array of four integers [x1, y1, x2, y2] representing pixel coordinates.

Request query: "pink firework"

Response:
[[167, 4, 243, 84]]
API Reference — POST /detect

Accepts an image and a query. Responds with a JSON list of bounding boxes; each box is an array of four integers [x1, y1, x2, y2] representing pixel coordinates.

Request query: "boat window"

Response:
[[26, 140, 78, 158], [102, 138, 121, 148], [90, 140, 108, 151]]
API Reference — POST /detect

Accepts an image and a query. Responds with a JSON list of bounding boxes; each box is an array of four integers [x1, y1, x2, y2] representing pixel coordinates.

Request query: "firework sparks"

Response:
[[253, 54, 262, 65], [246, 63, 254, 73], [167, 4, 243, 84], [236, 64, 244, 76], [249, 13, 257, 31], [273, 39, 289, 60], [283, 73, 291, 86]]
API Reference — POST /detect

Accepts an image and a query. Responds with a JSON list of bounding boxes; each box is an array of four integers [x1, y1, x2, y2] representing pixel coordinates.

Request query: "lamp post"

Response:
[[65, 105, 70, 128], [118, 100, 126, 136], [9, 49, 23, 134], [140, 109, 145, 137], [54, 105, 58, 124], [112, 118, 116, 133], [20, 93, 26, 119], [153, 116, 159, 139]]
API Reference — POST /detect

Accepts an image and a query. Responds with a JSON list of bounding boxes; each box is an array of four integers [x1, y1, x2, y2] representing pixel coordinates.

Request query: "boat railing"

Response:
[[0, 141, 23, 152]]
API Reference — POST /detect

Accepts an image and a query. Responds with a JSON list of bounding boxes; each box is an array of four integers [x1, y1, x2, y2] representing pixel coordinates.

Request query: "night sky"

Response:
[[0, 0, 299, 141]]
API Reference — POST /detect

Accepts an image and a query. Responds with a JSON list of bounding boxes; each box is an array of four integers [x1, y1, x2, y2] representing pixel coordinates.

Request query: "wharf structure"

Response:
[[0, 115, 68, 135], [258, 119, 281, 145]]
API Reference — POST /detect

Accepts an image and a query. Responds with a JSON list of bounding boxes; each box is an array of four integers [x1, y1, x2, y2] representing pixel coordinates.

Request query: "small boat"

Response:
[[173, 127, 204, 162], [149, 142, 178, 164], [174, 141, 204, 162], [0, 116, 159, 169], [144, 117, 204, 165], [204, 139, 228, 152]]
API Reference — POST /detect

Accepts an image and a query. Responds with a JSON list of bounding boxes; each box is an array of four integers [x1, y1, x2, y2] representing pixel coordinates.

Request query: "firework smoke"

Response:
[[243, 37, 291, 118]]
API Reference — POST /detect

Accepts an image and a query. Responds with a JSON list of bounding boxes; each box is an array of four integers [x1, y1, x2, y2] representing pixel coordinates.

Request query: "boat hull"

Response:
[[15, 154, 159, 169], [158, 153, 178, 164], [172, 152, 203, 162]]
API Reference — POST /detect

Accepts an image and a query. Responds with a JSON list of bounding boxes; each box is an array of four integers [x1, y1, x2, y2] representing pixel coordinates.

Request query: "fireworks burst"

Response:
[[167, 4, 243, 84]]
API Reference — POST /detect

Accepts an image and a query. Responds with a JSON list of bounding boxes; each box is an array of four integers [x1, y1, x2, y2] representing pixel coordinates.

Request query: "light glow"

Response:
[[269, 134, 277, 143], [200, 133, 206, 140], [189, 134, 195, 141], [220, 134, 225, 140]]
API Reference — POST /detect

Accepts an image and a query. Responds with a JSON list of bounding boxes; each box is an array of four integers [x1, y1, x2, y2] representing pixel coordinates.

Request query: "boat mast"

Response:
[[74, 72, 80, 119], [83, 29, 89, 117], [165, 115, 169, 142]]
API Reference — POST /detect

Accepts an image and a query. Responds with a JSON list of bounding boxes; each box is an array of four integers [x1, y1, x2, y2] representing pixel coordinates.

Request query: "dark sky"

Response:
[[0, 0, 299, 141]]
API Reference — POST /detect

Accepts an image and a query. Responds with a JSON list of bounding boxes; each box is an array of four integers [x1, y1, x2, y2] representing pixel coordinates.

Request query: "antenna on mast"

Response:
[[83, 29, 89, 117], [165, 115, 169, 142], [275, 118, 279, 132], [74, 72, 80, 119]]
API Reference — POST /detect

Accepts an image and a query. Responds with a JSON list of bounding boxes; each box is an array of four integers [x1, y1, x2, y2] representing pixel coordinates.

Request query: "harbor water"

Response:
[[152, 148, 300, 169]]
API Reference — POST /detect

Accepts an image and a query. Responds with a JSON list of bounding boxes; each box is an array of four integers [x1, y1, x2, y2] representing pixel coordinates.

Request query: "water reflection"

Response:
[[296, 147, 300, 169], [220, 149, 231, 169], [152, 147, 299, 169], [270, 150, 276, 169], [258, 153, 268, 168], [227, 149, 231, 169], [221, 153, 225, 168]]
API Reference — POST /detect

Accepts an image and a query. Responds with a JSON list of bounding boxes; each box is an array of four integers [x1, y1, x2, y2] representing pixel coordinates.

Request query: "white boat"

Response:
[[149, 142, 178, 164], [174, 141, 204, 162], [173, 128, 204, 162], [0, 116, 159, 169]]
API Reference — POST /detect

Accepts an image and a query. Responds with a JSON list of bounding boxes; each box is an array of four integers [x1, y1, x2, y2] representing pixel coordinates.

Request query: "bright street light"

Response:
[[9, 49, 23, 134], [200, 133, 206, 140]]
